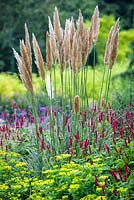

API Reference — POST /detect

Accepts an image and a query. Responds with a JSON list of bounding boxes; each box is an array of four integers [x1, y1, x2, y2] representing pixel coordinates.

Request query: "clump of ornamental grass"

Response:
[[13, 6, 119, 176]]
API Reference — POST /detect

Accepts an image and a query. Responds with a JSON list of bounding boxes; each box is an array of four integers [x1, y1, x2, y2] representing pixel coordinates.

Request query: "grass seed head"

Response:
[[63, 19, 71, 64], [104, 26, 114, 65], [25, 24, 32, 66], [53, 7, 63, 45], [32, 33, 45, 80], [109, 18, 119, 69], [48, 17, 57, 63], [13, 48, 34, 95], [91, 5, 100, 43], [46, 32, 53, 71]]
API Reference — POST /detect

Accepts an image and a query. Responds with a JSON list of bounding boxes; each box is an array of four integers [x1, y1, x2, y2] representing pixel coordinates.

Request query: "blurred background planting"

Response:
[[0, 0, 134, 107]]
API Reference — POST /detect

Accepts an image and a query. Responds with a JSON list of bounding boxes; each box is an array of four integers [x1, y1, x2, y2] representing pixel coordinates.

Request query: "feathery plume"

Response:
[[48, 17, 57, 63], [53, 7, 63, 44], [76, 35, 83, 71], [87, 22, 93, 53], [73, 95, 80, 114], [20, 40, 32, 80], [91, 5, 99, 43], [63, 19, 71, 64], [109, 20, 119, 69], [25, 24, 32, 66], [77, 10, 85, 40], [104, 26, 114, 65], [46, 32, 53, 71], [81, 30, 89, 66], [104, 18, 119, 68], [32, 34, 45, 80], [13, 48, 34, 95], [70, 17, 75, 49], [71, 33, 78, 72], [58, 41, 65, 71]]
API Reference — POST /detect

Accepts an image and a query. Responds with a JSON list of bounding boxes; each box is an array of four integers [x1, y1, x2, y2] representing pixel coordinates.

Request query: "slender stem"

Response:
[[85, 66, 88, 107], [31, 94, 39, 135], [106, 69, 112, 106], [71, 69, 73, 109], [98, 66, 106, 108], [49, 72, 56, 157], [93, 44, 96, 107], [54, 65, 57, 101], [80, 68, 84, 110], [68, 64, 71, 108], [60, 69, 65, 152], [104, 68, 110, 101]]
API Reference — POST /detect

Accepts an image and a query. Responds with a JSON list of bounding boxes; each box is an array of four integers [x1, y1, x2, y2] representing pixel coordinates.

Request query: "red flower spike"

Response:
[[39, 126, 43, 134], [114, 130, 117, 138], [69, 137, 73, 147], [110, 169, 118, 182], [67, 124, 71, 132], [100, 131, 104, 139], [41, 138, 45, 150], [64, 115, 69, 126], [111, 120, 118, 132], [84, 139, 89, 149], [118, 169, 126, 182], [99, 112, 103, 122], [81, 121, 84, 128], [74, 134, 79, 143], [105, 144, 110, 153], [119, 147, 123, 155], [79, 141, 83, 148], [124, 164, 130, 178], [126, 111, 131, 120], [128, 136, 130, 144], [120, 127, 124, 138], [94, 174, 100, 187]]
